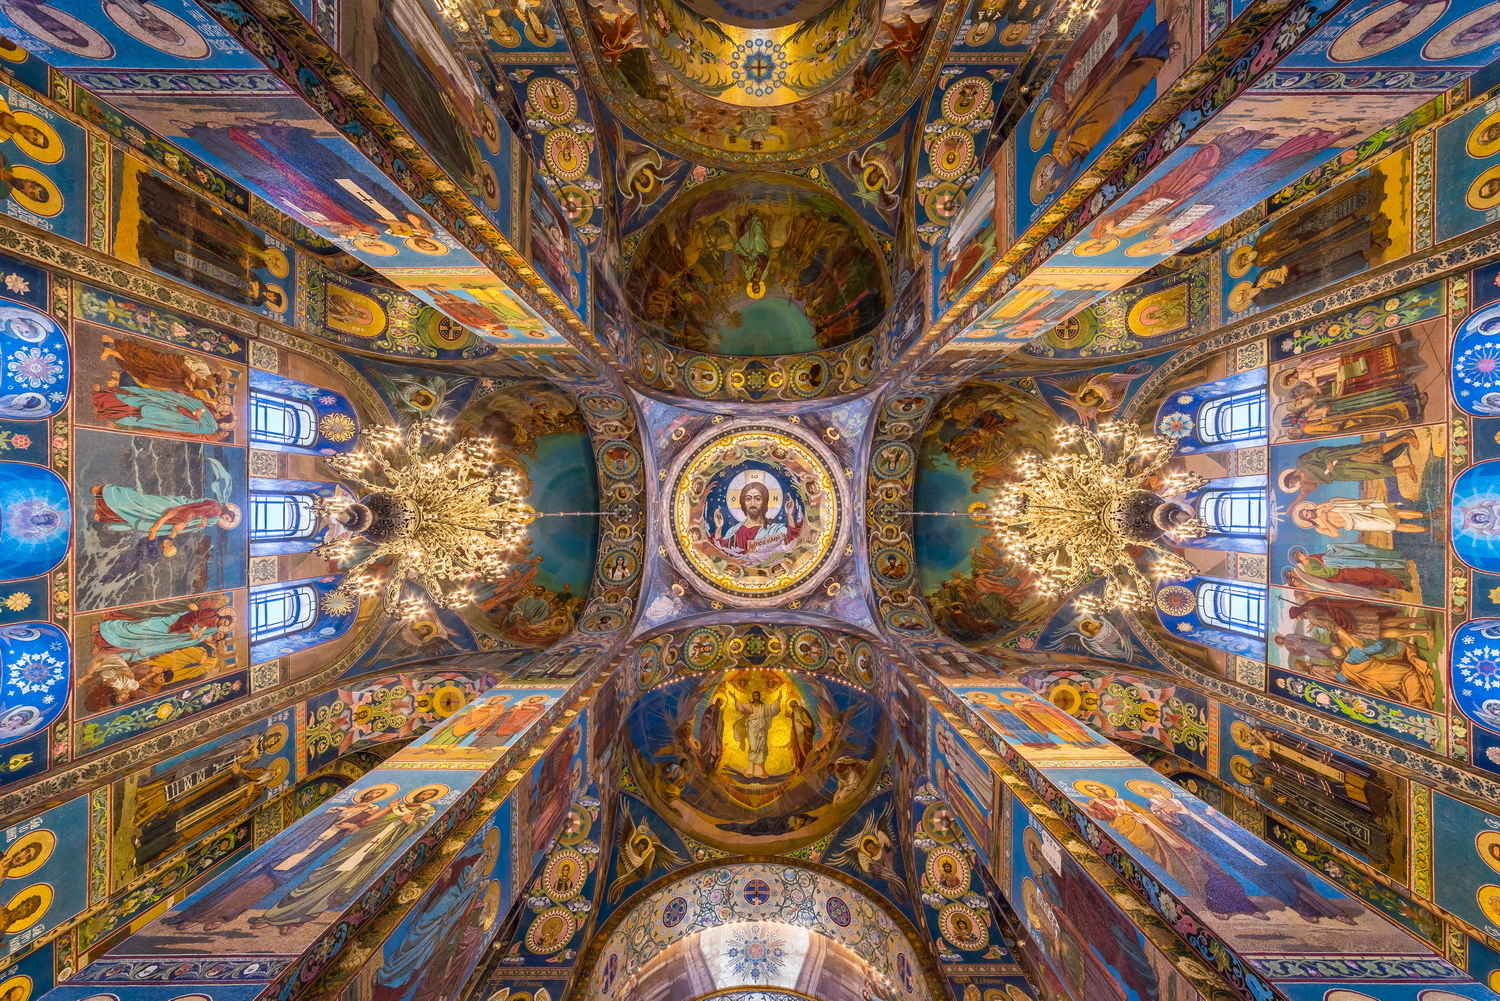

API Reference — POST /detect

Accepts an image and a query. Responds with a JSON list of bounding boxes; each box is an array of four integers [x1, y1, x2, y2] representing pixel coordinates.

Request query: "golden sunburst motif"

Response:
[[320, 591, 356, 616]]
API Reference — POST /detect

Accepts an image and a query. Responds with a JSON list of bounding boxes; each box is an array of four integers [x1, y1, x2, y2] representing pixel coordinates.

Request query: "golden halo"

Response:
[[481, 161, 501, 211], [1028, 99, 1052, 151], [352, 236, 398, 257], [1071, 236, 1117, 257], [1000, 21, 1029, 45], [964, 21, 994, 46], [10, 112, 61, 165], [1071, 779, 1115, 798], [1322, 992, 1378, 1001], [0, 974, 29, 1000], [268, 757, 290, 787], [1125, 778, 1172, 799], [2, 883, 50, 932], [263, 246, 290, 278], [482, 826, 502, 870], [5, 165, 60, 217], [406, 783, 450, 802], [481, 105, 503, 155], [1470, 110, 1500, 159], [1029, 154, 1057, 205], [1126, 235, 1174, 258], [404, 236, 449, 256], [354, 782, 401, 802], [0, 38, 27, 62], [1424, 2, 1500, 60], [103, 1, 209, 57], [1477, 830, 1500, 873], [3, 2, 113, 58], [263, 722, 289, 755], [1229, 719, 1257, 750], [1468, 165, 1500, 210], [1227, 244, 1256, 278], [1479, 883, 1500, 927], [1229, 754, 1255, 785], [262, 283, 288, 314], [1228, 280, 1257, 314], [1328, 0, 1445, 61], [3, 829, 54, 878], [482, 878, 502, 929]]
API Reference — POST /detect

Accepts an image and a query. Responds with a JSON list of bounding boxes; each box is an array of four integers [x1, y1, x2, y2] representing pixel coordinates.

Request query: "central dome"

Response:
[[640, 0, 879, 104], [626, 172, 890, 355]]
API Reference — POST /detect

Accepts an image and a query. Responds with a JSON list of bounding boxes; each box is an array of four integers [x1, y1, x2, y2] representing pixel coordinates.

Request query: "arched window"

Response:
[[1197, 389, 1266, 445], [1198, 487, 1265, 537], [250, 584, 319, 644], [251, 492, 320, 542], [1196, 580, 1266, 637], [250, 391, 319, 448]]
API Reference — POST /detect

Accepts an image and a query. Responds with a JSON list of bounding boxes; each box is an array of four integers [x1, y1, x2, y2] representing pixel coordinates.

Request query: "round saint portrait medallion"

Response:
[[938, 902, 989, 951], [669, 423, 844, 602], [543, 848, 587, 901]]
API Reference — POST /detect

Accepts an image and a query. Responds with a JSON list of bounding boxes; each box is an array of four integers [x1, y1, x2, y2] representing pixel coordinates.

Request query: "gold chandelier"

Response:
[[984, 421, 1208, 612], [313, 420, 535, 610]]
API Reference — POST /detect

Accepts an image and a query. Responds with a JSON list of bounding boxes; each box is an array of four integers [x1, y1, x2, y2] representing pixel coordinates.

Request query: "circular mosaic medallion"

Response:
[[558, 804, 593, 845], [582, 393, 626, 418], [668, 423, 845, 603], [788, 627, 829, 669], [528, 76, 578, 124], [825, 895, 852, 926], [637, 340, 660, 380], [542, 848, 587, 902], [930, 127, 976, 180], [731, 38, 787, 97], [885, 606, 931, 632], [926, 847, 970, 898], [600, 548, 640, 586], [1155, 584, 1196, 615], [872, 441, 914, 480], [525, 906, 576, 954], [938, 902, 988, 951], [787, 354, 830, 398], [885, 395, 932, 419], [873, 546, 912, 584], [543, 128, 589, 180], [662, 895, 689, 927], [743, 878, 771, 903], [684, 356, 724, 396], [599, 440, 641, 479], [922, 801, 960, 842], [851, 338, 876, 381], [581, 607, 627, 633], [639, 641, 669, 690], [848, 640, 877, 688], [942, 77, 992, 125], [681, 626, 726, 669]]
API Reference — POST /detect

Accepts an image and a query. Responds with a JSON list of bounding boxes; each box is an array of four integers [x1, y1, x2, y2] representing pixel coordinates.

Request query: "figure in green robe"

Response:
[[253, 787, 444, 932]]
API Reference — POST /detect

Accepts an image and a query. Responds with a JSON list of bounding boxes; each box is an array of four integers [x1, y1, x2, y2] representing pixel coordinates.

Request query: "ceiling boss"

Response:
[[669, 424, 844, 603]]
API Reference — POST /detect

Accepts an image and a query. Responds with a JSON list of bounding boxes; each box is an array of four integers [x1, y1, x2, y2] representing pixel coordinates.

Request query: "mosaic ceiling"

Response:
[[0, 0, 1498, 999]]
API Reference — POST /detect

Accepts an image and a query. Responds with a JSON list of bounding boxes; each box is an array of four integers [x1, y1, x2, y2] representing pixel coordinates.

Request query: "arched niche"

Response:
[[585, 863, 935, 1001]]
